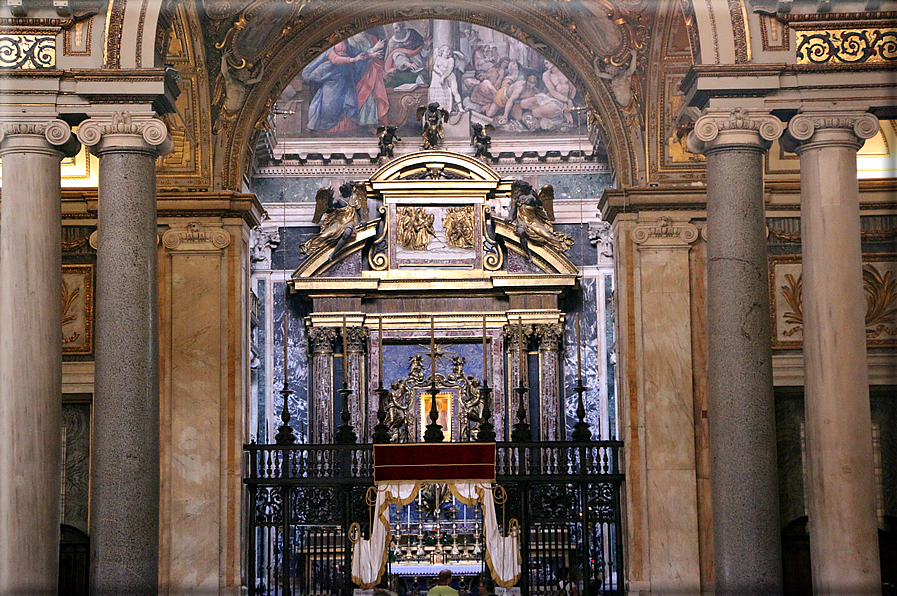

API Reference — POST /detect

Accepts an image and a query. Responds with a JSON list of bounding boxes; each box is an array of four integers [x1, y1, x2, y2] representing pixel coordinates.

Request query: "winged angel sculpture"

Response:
[[417, 102, 450, 150], [509, 180, 574, 259], [300, 182, 369, 260]]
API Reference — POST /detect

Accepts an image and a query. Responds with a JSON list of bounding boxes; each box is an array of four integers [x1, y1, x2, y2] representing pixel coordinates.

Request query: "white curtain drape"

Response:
[[350, 481, 521, 589]]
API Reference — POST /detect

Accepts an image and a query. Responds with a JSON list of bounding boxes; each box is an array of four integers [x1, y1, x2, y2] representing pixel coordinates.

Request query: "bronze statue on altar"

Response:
[[509, 180, 574, 259], [376, 125, 401, 158], [417, 102, 449, 150], [471, 122, 494, 160], [300, 182, 369, 260]]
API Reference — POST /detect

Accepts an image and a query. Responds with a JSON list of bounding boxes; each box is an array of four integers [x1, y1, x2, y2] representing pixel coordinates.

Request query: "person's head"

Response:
[[478, 579, 495, 594], [392, 22, 405, 33], [507, 60, 520, 76], [437, 570, 452, 585], [526, 74, 538, 89]]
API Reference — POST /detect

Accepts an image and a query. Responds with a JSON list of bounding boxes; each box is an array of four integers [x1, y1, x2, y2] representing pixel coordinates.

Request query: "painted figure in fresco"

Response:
[[509, 180, 574, 259], [301, 32, 389, 133], [417, 102, 449, 149], [518, 58, 576, 125], [301, 183, 368, 259], [377, 125, 401, 158], [428, 46, 463, 113], [471, 122, 494, 160], [385, 22, 427, 75]]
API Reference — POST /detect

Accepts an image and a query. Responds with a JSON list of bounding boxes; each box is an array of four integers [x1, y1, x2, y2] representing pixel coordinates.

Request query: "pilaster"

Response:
[[344, 325, 369, 441], [535, 323, 564, 441], [308, 327, 337, 444], [0, 116, 76, 595], [783, 110, 881, 596]]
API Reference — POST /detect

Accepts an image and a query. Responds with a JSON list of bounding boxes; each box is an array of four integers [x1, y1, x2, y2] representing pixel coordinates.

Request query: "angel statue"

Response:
[[300, 182, 369, 260], [417, 102, 449, 150], [509, 180, 574, 259], [376, 125, 401, 159], [471, 122, 494, 160]]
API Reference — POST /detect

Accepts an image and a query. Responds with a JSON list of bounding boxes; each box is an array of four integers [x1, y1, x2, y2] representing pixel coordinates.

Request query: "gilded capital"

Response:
[[161, 221, 230, 251], [77, 112, 174, 156], [686, 108, 784, 155], [782, 111, 879, 153], [535, 323, 564, 352], [344, 326, 369, 353]]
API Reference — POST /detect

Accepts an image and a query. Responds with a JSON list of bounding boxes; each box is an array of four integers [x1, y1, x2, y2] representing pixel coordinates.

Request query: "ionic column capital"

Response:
[[161, 221, 231, 252], [686, 108, 784, 155], [632, 216, 699, 248], [0, 116, 79, 157], [77, 111, 174, 157], [782, 111, 879, 154]]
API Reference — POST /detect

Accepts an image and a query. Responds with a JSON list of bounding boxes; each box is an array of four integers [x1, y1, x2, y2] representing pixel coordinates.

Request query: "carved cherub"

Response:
[[300, 182, 366, 260], [471, 122, 494, 160], [509, 180, 574, 259], [416, 102, 450, 150], [376, 125, 401, 159]]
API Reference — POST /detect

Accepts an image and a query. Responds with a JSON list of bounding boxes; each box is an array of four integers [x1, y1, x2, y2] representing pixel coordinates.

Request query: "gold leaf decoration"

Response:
[[780, 273, 803, 336], [864, 264, 897, 338]]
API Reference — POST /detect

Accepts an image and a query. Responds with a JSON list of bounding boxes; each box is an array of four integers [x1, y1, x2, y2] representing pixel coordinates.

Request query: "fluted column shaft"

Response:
[[0, 118, 76, 595], [783, 111, 881, 596], [688, 108, 785, 595], [77, 113, 171, 594]]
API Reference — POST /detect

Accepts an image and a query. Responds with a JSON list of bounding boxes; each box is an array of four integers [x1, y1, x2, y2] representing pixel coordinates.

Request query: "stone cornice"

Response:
[[687, 108, 785, 155], [76, 111, 174, 156]]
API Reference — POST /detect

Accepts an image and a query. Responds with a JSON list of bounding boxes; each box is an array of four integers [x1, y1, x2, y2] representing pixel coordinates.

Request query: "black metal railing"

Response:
[[244, 441, 624, 596]]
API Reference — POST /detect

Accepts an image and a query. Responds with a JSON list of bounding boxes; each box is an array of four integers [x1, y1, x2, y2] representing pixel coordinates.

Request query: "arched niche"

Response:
[[205, 0, 649, 190]]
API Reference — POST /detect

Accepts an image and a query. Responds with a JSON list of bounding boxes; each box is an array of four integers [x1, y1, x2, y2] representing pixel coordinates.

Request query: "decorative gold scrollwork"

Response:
[[796, 28, 897, 64], [0, 35, 55, 69]]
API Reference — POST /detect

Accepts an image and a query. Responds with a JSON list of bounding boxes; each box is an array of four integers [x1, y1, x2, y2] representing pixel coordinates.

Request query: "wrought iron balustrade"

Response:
[[244, 441, 624, 596]]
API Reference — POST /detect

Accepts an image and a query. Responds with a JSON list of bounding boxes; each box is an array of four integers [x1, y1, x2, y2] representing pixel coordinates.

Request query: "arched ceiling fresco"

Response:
[[269, 20, 592, 159]]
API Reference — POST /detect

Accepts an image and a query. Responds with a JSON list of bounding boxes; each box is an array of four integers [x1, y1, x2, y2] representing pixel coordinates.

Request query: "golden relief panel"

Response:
[[770, 255, 897, 349], [62, 264, 94, 355], [0, 34, 55, 68]]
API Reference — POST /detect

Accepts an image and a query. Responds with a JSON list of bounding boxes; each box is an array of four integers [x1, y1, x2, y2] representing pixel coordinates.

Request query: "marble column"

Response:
[[0, 117, 77, 595], [688, 108, 785, 594], [308, 327, 337, 443], [782, 111, 881, 595], [535, 323, 563, 440], [344, 325, 369, 440], [76, 112, 172, 594]]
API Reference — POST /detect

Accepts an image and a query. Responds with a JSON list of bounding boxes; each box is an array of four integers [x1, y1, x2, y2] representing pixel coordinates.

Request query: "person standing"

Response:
[[428, 570, 459, 596]]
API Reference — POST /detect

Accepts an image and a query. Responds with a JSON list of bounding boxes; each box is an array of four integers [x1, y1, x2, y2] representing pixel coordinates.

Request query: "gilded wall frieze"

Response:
[[0, 33, 55, 68], [161, 221, 231, 251], [631, 216, 698, 247], [796, 27, 897, 65]]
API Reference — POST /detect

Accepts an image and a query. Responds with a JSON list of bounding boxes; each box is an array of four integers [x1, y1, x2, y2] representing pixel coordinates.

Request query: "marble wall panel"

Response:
[[646, 470, 702, 593], [61, 402, 90, 534], [563, 277, 603, 439]]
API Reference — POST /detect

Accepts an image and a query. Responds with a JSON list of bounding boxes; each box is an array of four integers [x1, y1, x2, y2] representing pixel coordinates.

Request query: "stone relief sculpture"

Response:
[[250, 227, 281, 270], [594, 48, 638, 108], [509, 180, 574, 259], [213, 49, 265, 131], [300, 183, 368, 259], [417, 102, 450, 149]]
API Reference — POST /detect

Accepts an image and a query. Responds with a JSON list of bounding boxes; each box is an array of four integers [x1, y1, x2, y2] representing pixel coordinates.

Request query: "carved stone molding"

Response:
[[631, 216, 699, 247], [161, 221, 230, 251], [77, 111, 174, 156], [535, 323, 564, 352], [686, 108, 785, 155], [0, 117, 78, 156], [308, 327, 337, 354], [782, 111, 880, 153]]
